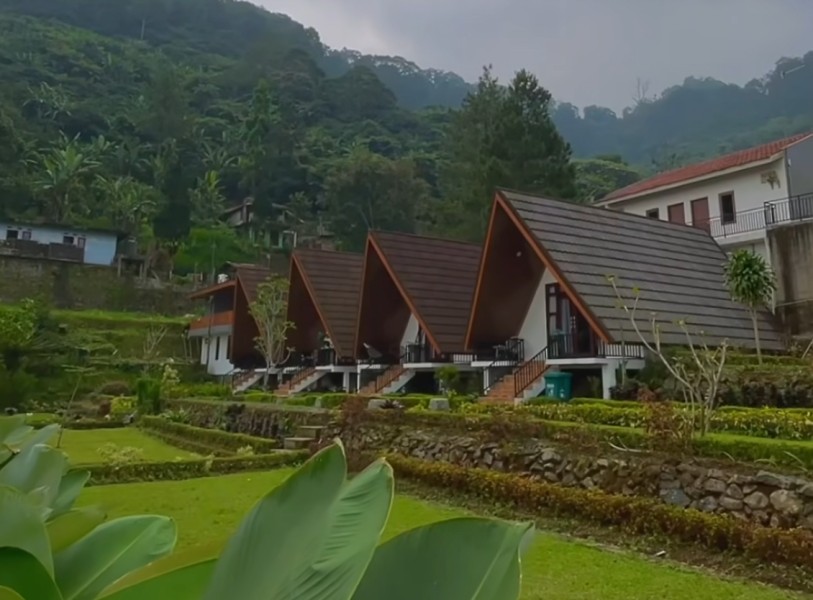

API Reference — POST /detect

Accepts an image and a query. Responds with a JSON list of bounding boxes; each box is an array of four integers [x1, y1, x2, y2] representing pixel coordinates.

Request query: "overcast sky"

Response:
[[256, 0, 813, 112]]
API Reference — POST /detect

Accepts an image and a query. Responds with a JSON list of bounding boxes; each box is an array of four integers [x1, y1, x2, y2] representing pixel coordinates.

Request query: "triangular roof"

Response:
[[232, 264, 271, 304], [600, 132, 813, 204], [289, 248, 363, 358], [357, 231, 481, 355], [471, 190, 782, 349]]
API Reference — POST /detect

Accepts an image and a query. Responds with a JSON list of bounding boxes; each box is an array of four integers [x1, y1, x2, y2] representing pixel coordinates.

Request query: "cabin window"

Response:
[[6, 229, 18, 240], [645, 208, 660, 220], [62, 235, 75, 245], [77, 236, 86, 249], [21, 230, 31, 240], [215, 336, 221, 360], [719, 192, 736, 224]]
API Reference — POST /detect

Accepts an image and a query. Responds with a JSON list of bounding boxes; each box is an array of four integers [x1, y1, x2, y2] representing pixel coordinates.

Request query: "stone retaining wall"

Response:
[[339, 423, 813, 530]]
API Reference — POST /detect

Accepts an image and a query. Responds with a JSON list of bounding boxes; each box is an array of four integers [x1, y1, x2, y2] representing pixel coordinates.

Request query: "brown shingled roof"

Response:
[[601, 133, 812, 203], [233, 264, 272, 304], [291, 248, 363, 359], [367, 231, 482, 354], [496, 189, 783, 350]]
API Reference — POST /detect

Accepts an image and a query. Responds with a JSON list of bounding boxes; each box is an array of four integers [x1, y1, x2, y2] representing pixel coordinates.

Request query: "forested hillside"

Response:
[[1, 0, 812, 273], [0, 0, 580, 270]]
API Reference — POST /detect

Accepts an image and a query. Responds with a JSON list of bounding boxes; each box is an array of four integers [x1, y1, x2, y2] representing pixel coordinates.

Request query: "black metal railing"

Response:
[[513, 347, 548, 398], [547, 332, 599, 360], [474, 337, 525, 363], [316, 347, 336, 366], [403, 343, 433, 364], [698, 207, 766, 238], [765, 193, 813, 227]]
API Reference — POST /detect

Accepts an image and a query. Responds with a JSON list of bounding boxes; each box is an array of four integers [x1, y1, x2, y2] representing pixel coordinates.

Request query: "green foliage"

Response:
[[84, 452, 308, 486], [136, 378, 162, 415], [139, 416, 279, 454], [324, 148, 428, 251], [0, 432, 533, 599], [95, 443, 145, 466], [110, 397, 136, 419], [438, 68, 577, 240], [388, 454, 813, 570], [724, 250, 776, 363], [165, 382, 231, 399], [573, 157, 642, 202]]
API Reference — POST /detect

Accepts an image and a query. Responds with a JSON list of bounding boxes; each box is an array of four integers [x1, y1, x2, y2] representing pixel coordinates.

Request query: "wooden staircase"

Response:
[[276, 367, 317, 397], [359, 365, 405, 396], [231, 370, 263, 393], [484, 349, 548, 403]]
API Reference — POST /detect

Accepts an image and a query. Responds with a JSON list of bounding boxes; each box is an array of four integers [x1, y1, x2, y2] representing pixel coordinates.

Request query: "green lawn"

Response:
[[79, 470, 796, 600], [54, 428, 196, 464]]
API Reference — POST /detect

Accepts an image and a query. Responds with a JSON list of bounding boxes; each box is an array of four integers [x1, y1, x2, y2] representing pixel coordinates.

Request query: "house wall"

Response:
[[518, 269, 556, 357], [400, 313, 420, 349], [0, 223, 118, 265], [786, 136, 813, 198], [607, 160, 787, 250], [200, 334, 234, 375], [769, 220, 813, 307]]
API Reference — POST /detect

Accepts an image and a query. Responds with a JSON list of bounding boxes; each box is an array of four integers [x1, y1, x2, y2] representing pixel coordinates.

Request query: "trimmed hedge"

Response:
[[139, 417, 279, 454], [84, 451, 307, 485], [357, 409, 813, 470], [481, 399, 813, 441], [26, 414, 126, 430], [388, 454, 813, 569]]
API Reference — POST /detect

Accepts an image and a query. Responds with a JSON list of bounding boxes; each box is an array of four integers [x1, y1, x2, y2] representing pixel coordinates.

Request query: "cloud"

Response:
[[257, 0, 813, 112]]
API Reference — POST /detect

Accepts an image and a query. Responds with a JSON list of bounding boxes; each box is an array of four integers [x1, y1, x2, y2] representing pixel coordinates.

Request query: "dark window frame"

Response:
[[719, 191, 736, 224], [645, 208, 660, 220], [6, 229, 19, 240]]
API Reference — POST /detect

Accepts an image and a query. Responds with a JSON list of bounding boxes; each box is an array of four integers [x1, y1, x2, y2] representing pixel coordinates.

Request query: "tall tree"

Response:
[[324, 148, 428, 251], [250, 276, 294, 387], [438, 67, 576, 241]]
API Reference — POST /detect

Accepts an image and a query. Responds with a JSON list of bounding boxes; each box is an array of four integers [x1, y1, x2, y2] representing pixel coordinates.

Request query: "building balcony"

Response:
[[188, 310, 234, 334], [694, 193, 813, 242]]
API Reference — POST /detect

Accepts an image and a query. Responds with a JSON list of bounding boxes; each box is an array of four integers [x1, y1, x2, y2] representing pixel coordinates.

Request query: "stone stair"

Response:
[[483, 357, 548, 403], [276, 367, 324, 397], [359, 365, 413, 395], [232, 370, 264, 393], [283, 424, 326, 450]]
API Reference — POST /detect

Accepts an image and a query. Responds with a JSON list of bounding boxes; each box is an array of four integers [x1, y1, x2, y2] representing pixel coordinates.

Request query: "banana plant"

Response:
[[0, 414, 534, 599]]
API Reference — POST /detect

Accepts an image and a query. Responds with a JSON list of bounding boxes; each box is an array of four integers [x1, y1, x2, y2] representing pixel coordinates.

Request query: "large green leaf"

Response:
[[0, 416, 28, 445], [100, 559, 216, 600], [0, 485, 54, 575], [99, 541, 221, 598], [54, 515, 176, 600], [47, 506, 107, 553], [352, 518, 535, 600], [18, 425, 60, 452], [202, 441, 394, 600], [0, 548, 63, 600], [0, 444, 67, 507], [51, 470, 91, 517], [0, 586, 25, 600]]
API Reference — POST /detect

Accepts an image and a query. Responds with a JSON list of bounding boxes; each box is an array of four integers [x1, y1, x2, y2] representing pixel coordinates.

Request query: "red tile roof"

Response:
[[602, 133, 813, 203]]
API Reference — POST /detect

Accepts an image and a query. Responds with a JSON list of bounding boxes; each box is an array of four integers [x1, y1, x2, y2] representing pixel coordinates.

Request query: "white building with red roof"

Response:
[[599, 133, 813, 334], [597, 133, 813, 259]]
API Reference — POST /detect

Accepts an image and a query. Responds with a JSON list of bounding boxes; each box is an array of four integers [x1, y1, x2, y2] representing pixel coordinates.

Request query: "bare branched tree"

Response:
[[142, 325, 167, 367], [250, 275, 295, 387], [607, 275, 728, 436]]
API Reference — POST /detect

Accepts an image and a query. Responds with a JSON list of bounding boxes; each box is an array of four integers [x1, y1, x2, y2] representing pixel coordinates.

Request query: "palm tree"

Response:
[[724, 249, 776, 364]]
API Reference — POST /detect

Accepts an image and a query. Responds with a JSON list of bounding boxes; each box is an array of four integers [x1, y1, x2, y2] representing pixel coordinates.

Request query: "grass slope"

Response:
[[79, 470, 796, 600], [55, 428, 196, 465]]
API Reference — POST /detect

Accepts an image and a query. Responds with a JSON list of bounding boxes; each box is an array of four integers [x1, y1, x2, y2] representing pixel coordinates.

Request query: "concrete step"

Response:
[[283, 437, 313, 450], [297, 425, 325, 439]]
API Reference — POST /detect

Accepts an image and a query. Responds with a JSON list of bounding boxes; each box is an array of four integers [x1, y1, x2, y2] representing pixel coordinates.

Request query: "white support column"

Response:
[[342, 371, 351, 392], [483, 368, 490, 393], [601, 361, 617, 400]]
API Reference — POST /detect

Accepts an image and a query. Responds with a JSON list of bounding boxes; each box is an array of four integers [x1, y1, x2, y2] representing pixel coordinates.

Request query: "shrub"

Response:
[[165, 381, 231, 399], [96, 442, 145, 465], [387, 454, 813, 569], [139, 416, 279, 454], [136, 377, 162, 414], [110, 396, 137, 418], [97, 380, 132, 396]]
